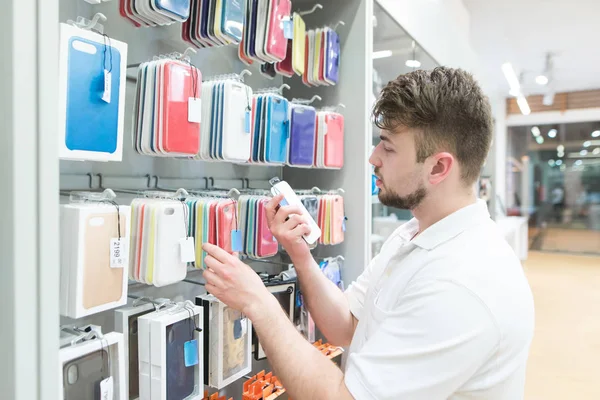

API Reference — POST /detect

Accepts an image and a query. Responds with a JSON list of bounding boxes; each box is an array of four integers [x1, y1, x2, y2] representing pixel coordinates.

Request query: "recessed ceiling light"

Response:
[[580, 149, 588, 156], [531, 126, 541, 137], [594, 148, 600, 155], [548, 159, 555, 166], [556, 159, 563, 166], [405, 59, 421, 68], [535, 136, 544, 144], [592, 130, 600, 138], [536, 75, 549, 85], [583, 141, 592, 147], [557, 145, 565, 152], [560, 164, 566, 171], [372, 50, 393, 59], [548, 129, 557, 138], [575, 160, 583, 166]]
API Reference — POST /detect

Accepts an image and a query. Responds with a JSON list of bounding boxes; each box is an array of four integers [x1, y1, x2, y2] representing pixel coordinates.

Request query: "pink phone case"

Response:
[[265, 0, 292, 61], [257, 200, 278, 257], [331, 196, 345, 244], [324, 113, 344, 168], [217, 200, 236, 253]]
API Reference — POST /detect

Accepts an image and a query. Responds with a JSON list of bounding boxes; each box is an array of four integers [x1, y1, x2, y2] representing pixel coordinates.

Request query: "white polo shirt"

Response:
[[344, 200, 534, 400]]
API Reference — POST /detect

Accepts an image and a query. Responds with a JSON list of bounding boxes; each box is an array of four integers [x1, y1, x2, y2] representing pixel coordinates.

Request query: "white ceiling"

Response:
[[463, 0, 600, 96]]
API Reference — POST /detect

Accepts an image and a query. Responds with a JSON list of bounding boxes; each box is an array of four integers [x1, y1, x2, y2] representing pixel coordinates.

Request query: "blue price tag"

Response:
[[283, 20, 294, 40], [244, 110, 251, 133], [231, 230, 243, 252], [342, 216, 347, 232], [184, 340, 199, 367]]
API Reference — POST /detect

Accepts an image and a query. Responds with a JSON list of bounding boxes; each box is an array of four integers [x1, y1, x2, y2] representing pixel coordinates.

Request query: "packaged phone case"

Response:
[[58, 23, 128, 162]]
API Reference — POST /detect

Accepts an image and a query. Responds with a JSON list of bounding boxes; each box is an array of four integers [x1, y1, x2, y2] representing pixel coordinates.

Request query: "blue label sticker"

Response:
[[342, 216, 347, 232], [283, 20, 294, 40], [279, 198, 289, 207], [244, 110, 251, 133], [184, 340, 199, 367], [231, 230, 243, 252]]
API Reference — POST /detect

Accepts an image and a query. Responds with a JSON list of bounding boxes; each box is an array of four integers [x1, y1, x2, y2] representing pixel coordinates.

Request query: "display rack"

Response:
[[1, 0, 374, 398]]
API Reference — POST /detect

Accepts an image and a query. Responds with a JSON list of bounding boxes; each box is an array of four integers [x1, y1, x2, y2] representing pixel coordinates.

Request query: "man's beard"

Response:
[[377, 177, 427, 210]]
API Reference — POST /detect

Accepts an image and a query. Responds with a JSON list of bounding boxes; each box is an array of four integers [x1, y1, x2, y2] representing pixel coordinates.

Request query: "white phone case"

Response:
[[153, 202, 187, 287], [222, 81, 252, 162], [271, 181, 321, 244]]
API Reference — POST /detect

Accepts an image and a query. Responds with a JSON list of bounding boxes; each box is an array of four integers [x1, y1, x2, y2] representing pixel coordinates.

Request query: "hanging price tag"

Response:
[[180, 237, 196, 263], [188, 98, 202, 123], [184, 339, 199, 367], [231, 230, 243, 252], [282, 17, 294, 40], [110, 238, 128, 268], [99, 376, 114, 400], [233, 318, 248, 340], [244, 110, 251, 133], [102, 69, 112, 104]]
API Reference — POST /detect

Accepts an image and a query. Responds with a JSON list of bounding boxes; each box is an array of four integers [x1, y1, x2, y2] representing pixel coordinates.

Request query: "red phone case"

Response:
[[318, 31, 325, 83], [120, 0, 141, 27], [161, 62, 201, 155], [265, 0, 292, 61], [276, 41, 294, 77], [208, 202, 218, 245]]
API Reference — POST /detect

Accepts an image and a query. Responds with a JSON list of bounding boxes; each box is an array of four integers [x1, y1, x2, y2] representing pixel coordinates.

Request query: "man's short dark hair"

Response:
[[372, 67, 493, 184]]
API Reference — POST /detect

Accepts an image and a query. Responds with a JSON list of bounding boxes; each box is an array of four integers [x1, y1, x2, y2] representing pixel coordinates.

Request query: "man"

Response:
[[202, 67, 535, 399]]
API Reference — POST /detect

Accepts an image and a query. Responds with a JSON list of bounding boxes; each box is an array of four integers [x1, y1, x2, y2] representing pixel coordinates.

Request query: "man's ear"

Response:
[[427, 152, 455, 185]]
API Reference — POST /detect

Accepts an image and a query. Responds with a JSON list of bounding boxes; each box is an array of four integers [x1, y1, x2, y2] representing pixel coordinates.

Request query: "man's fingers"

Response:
[[289, 223, 311, 238], [203, 269, 226, 289], [203, 242, 234, 264], [282, 214, 307, 231], [273, 205, 305, 226], [265, 194, 284, 223], [204, 255, 224, 273]]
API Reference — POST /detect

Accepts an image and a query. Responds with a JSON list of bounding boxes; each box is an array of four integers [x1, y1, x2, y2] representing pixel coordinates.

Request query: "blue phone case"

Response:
[[326, 30, 340, 84], [217, 83, 225, 159], [266, 96, 289, 163], [154, 0, 191, 19], [65, 37, 121, 153], [249, 0, 259, 57], [252, 96, 263, 161], [222, 0, 244, 42], [200, 0, 212, 41], [289, 106, 316, 166], [210, 84, 219, 159], [166, 319, 196, 400], [149, 63, 159, 154], [258, 96, 268, 163]]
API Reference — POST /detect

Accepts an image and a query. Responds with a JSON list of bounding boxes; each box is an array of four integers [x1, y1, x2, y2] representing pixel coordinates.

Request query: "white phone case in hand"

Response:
[[270, 180, 321, 244]]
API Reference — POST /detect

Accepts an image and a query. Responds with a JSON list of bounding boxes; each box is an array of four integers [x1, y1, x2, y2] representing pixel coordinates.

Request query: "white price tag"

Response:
[[180, 237, 196, 263], [110, 238, 128, 268], [188, 98, 202, 123], [99, 376, 114, 400], [102, 70, 112, 104]]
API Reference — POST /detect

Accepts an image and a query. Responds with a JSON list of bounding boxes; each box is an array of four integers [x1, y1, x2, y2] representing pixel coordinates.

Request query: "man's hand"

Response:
[[265, 193, 312, 261], [201, 243, 274, 319]]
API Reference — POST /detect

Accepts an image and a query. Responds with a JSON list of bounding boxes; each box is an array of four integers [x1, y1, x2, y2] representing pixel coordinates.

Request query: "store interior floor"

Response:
[[523, 251, 600, 399], [529, 228, 600, 255]]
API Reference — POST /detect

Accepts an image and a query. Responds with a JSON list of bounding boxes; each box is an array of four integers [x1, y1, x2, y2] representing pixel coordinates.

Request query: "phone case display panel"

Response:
[[129, 199, 190, 287], [60, 332, 127, 400], [183, 0, 245, 48], [253, 280, 295, 360], [184, 196, 238, 269], [58, 23, 128, 162], [248, 93, 290, 165], [194, 79, 253, 162], [60, 203, 130, 319], [133, 59, 202, 157], [196, 295, 252, 390], [115, 304, 156, 399], [138, 304, 204, 400], [237, 195, 278, 259], [120, 0, 191, 27]]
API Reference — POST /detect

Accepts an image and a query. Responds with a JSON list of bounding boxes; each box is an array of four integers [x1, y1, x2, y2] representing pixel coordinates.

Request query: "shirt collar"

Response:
[[402, 199, 490, 250]]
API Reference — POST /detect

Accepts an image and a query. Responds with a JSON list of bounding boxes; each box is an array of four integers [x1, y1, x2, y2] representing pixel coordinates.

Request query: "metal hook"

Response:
[[82, 13, 107, 31], [298, 4, 323, 16], [240, 70, 252, 80], [145, 174, 153, 189], [279, 84, 290, 94], [292, 95, 321, 105], [87, 172, 94, 189], [332, 20, 345, 31], [181, 47, 197, 59]]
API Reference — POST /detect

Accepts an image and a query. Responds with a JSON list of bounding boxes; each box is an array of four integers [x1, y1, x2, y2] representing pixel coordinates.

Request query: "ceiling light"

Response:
[[556, 159, 563, 166], [594, 148, 600, 155], [535, 136, 544, 144], [372, 50, 393, 59], [536, 75, 549, 85], [531, 126, 541, 137], [548, 129, 557, 138], [557, 145, 565, 152], [584, 141, 592, 147], [560, 164, 566, 171], [502, 63, 521, 94], [575, 160, 583, 166], [592, 131, 600, 138], [558, 152, 564, 158], [516, 94, 531, 115], [405, 59, 421, 68], [581, 149, 588, 156], [548, 159, 555, 166]]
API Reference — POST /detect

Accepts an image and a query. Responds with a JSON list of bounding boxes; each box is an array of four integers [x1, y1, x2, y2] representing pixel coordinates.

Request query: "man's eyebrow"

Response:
[[379, 135, 393, 144]]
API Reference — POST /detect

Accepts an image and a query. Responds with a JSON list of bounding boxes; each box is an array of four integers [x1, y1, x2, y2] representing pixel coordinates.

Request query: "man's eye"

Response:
[[383, 146, 393, 153]]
